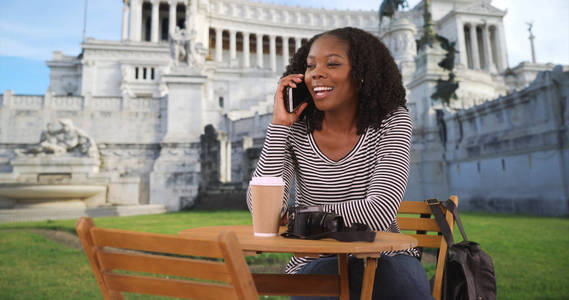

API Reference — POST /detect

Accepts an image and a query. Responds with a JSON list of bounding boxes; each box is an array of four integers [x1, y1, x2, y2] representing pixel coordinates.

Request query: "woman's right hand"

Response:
[[272, 74, 308, 127]]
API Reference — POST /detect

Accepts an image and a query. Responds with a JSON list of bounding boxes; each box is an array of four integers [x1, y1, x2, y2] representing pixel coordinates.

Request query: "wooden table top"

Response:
[[179, 225, 417, 256]]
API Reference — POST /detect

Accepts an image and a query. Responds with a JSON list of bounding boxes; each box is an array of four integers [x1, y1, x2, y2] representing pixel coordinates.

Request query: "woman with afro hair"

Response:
[[247, 27, 432, 299]]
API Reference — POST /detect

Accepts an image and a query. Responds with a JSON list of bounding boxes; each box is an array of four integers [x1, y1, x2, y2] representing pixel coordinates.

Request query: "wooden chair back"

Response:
[[396, 195, 458, 300], [76, 217, 258, 300]]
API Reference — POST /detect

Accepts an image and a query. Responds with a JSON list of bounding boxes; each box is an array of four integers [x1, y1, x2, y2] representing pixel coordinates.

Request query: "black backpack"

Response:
[[428, 199, 497, 300]]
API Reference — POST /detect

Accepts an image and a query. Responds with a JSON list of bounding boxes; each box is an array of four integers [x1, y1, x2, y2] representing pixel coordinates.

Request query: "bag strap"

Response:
[[306, 229, 376, 242], [426, 198, 469, 246], [426, 198, 455, 246], [440, 199, 468, 242]]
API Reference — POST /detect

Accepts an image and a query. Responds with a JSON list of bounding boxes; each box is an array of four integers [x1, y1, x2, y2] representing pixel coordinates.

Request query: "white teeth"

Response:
[[314, 86, 333, 92]]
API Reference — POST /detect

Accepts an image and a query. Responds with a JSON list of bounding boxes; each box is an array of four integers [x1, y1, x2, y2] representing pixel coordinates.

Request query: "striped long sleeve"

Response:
[[246, 107, 418, 273]]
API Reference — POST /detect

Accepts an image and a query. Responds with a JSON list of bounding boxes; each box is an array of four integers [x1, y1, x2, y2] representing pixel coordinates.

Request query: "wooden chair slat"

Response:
[[404, 234, 443, 248], [398, 196, 458, 300], [77, 217, 259, 300], [91, 227, 224, 258], [97, 250, 232, 283], [252, 274, 340, 296], [398, 201, 433, 214], [396, 217, 440, 231], [103, 272, 238, 300], [218, 230, 259, 300], [76, 218, 120, 300]]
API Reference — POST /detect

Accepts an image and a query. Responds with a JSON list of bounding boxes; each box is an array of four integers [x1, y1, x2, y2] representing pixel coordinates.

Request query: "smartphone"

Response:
[[284, 81, 311, 113]]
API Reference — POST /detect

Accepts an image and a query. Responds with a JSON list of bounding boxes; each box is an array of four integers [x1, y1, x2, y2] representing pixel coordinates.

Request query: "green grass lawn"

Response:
[[1, 211, 568, 300]]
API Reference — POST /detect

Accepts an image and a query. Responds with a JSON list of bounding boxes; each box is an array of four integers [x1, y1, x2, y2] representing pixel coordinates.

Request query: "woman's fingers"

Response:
[[272, 74, 305, 126], [293, 102, 308, 117]]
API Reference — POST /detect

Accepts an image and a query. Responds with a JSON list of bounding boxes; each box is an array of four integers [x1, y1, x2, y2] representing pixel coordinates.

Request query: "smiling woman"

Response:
[[247, 27, 431, 300]]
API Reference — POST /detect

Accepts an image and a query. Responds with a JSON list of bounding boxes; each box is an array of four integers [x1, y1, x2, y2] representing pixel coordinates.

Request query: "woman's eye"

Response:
[[306, 64, 315, 69], [328, 63, 340, 67]]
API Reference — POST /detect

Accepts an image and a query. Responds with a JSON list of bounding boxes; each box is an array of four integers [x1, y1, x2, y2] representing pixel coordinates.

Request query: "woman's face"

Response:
[[304, 35, 358, 114]]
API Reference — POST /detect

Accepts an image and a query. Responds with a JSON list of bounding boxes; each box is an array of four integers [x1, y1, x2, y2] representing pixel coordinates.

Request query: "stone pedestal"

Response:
[[11, 156, 100, 175], [150, 68, 206, 211], [0, 156, 107, 209], [406, 44, 450, 201], [150, 143, 200, 211], [160, 68, 207, 143]]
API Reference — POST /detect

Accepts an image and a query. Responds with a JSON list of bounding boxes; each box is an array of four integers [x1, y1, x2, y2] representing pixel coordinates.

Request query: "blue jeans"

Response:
[[291, 254, 433, 300]]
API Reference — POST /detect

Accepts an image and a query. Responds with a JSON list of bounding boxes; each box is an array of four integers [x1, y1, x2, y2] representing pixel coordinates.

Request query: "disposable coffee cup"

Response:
[[250, 176, 285, 237]]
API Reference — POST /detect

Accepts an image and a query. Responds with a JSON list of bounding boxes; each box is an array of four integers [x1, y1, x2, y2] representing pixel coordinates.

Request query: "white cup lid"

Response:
[[250, 176, 285, 186]]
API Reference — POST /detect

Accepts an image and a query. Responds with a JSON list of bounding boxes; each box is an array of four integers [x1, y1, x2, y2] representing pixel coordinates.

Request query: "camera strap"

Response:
[[302, 224, 376, 242]]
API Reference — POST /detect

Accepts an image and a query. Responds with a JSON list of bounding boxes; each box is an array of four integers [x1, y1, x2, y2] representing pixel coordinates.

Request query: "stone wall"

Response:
[[443, 66, 569, 215], [222, 67, 569, 216], [0, 92, 166, 207]]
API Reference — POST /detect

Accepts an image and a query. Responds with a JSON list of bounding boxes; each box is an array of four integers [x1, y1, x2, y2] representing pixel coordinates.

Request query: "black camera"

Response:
[[286, 206, 344, 238]]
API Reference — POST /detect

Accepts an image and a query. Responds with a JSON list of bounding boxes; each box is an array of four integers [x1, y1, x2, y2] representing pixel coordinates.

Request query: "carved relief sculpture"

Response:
[[15, 119, 99, 159]]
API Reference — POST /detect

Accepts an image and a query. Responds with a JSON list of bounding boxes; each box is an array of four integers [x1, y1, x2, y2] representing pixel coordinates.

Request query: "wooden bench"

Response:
[[397, 196, 458, 300], [76, 217, 259, 300]]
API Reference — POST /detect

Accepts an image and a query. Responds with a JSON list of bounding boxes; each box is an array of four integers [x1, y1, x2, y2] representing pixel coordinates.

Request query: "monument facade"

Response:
[[1, 0, 567, 219]]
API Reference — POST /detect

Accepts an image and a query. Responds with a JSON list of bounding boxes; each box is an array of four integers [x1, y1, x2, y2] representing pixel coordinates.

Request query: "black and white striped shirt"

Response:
[[247, 107, 418, 273]]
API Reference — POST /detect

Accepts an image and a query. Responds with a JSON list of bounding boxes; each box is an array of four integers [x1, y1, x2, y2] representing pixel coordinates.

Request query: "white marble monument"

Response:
[[0, 0, 567, 219]]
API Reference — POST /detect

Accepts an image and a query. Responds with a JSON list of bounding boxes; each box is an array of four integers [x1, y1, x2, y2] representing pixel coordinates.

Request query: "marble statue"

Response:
[[15, 123, 66, 156], [169, 24, 206, 68], [171, 27, 189, 65], [15, 119, 98, 158], [437, 35, 458, 71], [379, 0, 408, 24]]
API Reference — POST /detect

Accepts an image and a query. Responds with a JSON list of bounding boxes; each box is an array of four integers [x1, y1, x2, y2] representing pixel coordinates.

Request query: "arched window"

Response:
[[276, 36, 283, 56], [159, 3, 169, 41], [489, 26, 500, 70], [142, 2, 152, 42], [176, 4, 186, 29], [464, 24, 473, 69], [476, 26, 486, 69], [263, 35, 270, 54], [288, 37, 296, 57]]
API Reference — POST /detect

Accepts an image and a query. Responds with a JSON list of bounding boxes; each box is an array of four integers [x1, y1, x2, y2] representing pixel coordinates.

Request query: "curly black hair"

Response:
[[283, 27, 406, 134]]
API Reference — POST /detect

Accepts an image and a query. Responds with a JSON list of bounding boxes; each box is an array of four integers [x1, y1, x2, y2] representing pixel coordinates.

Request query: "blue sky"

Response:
[[1, 0, 568, 94]]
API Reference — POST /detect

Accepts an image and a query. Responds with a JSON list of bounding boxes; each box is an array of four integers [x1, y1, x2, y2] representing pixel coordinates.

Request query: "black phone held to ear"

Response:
[[284, 81, 311, 113]]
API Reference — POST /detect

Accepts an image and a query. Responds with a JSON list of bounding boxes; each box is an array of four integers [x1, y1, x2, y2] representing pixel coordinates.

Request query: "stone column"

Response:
[[482, 25, 496, 73], [129, 0, 142, 41], [151, 0, 159, 43], [256, 34, 263, 68], [229, 30, 237, 63], [169, 0, 177, 35], [243, 32, 250, 68], [215, 28, 223, 62], [496, 23, 508, 71], [269, 35, 276, 72], [457, 20, 468, 68], [282, 36, 290, 69], [218, 132, 231, 183], [122, 0, 130, 40], [469, 24, 480, 69]]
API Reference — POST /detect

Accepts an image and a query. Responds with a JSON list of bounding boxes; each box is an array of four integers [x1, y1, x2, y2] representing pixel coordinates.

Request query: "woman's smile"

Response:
[[312, 85, 335, 99]]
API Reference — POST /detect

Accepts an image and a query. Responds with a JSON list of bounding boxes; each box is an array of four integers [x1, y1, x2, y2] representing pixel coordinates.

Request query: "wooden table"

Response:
[[179, 225, 417, 300]]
